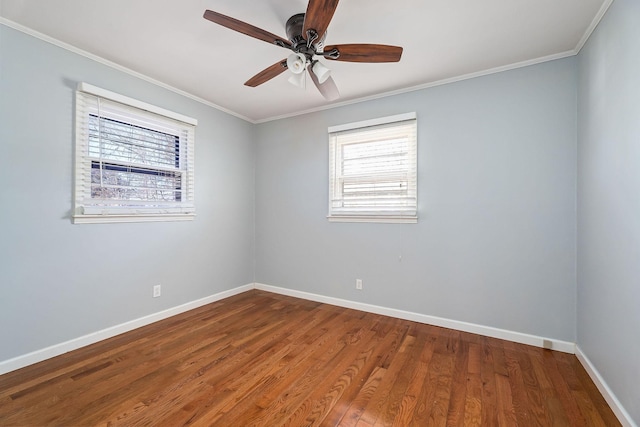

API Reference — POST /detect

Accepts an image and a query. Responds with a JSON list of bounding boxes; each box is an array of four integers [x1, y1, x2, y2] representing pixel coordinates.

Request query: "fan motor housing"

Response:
[[285, 13, 305, 41], [286, 13, 325, 57]]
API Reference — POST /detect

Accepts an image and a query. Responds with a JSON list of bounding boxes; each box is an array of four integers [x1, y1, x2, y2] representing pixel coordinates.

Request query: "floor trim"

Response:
[[0, 284, 253, 375], [0, 283, 638, 427], [575, 346, 637, 427], [2, 282, 634, 426], [254, 283, 576, 353], [257, 283, 639, 425]]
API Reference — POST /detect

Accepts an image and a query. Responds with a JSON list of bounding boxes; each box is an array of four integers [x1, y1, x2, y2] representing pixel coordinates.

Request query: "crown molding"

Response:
[[2, 0, 614, 125], [0, 18, 255, 124]]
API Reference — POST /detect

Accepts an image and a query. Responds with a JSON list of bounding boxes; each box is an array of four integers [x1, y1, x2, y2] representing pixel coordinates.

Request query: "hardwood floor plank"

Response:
[[408, 339, 442, 426], [490, 339, 510, 378], [336, 366, 387, 427], [285, 328, 380, 426], [184, 314, 344, 425], [372, 329, 425, 426], [463, 372, 483, 427], [462, 343, 482, 427], [0, 290, 622, 426], [331, 318, 409, 427], [571, 354, 623, 426], [427, 352, 455, 426], [479, 337, 499, 426], [527, 347, 570, 427], [542, 349, 588, 426], [357, 333, 414, 425], [75, 301, 286, 425], [572, 389, 609, 427], [503, 347, 533, 425], [444, 336, 468, 427], [389, 336, 435, 426], [516, 348, 552, 426], [194, 309, 360, 426], [495, 373, 518, 426]]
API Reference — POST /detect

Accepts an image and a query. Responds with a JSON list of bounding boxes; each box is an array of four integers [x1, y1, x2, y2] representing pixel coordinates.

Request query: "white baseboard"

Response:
[[0, 284, 254, 376], [255, 284, 639, 425], [254, 283, 576, 354], [4, 282, 633, 426], [575, 346, 637, 427]]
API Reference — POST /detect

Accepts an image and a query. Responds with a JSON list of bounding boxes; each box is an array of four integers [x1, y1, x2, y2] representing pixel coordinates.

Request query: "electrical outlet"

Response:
[[356, 279, 363, 290], [153, 285, 161, 298]]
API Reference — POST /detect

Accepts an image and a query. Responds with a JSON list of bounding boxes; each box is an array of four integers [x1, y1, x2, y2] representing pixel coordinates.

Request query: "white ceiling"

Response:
[[0, 0, 610, 123]]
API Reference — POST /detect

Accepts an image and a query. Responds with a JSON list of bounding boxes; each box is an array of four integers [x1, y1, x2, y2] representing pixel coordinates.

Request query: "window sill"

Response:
[[72, 213, 195, 224], [327, 215, 417, 224]]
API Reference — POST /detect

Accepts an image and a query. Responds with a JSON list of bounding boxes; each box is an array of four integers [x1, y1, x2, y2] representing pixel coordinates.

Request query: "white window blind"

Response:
[[73, 83, 196, 223], [328, 113, 417, 223]]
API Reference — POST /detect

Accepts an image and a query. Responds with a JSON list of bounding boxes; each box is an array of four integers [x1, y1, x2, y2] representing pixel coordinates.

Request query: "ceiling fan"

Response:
[[203, 0, 403, 101]]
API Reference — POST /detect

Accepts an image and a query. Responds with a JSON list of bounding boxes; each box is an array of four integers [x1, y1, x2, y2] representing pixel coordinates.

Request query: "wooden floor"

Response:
[[0, 290, 620, 426]]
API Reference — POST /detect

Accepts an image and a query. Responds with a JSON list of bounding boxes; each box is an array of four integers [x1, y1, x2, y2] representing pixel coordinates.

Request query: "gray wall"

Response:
[[577, 0, 640, 423], [0, 26, 255, 361], [255, 58, 578, 342]]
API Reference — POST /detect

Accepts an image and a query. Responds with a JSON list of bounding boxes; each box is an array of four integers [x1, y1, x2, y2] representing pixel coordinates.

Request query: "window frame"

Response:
[[73, 83, 197, 224], [328, 112, 418, 224]]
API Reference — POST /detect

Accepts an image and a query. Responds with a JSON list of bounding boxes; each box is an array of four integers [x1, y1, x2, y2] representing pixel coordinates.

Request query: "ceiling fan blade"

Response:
[[245, 60, 288, 87], [308, 64, 340, 101], [323, 44, 403, 63], [204, 10, 291, 49], [302, 0, 340, 40]]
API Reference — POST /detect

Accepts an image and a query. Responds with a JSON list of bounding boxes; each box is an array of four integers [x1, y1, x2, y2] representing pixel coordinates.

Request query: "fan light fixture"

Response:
[[311, 61, 331, 84], [203, 5, 404, 100], [202, 5, 402, 101], [287, 53, 307, 74]]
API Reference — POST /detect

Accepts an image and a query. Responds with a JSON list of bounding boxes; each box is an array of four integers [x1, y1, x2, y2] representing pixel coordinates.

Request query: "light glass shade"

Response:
[[312, 61, 331, 84], [286, 53, 306, 74]]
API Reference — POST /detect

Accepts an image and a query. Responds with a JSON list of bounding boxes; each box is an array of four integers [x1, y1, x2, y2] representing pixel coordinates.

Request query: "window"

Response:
[[328, 113, 417, 223], [73, 83, 196, 223]]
